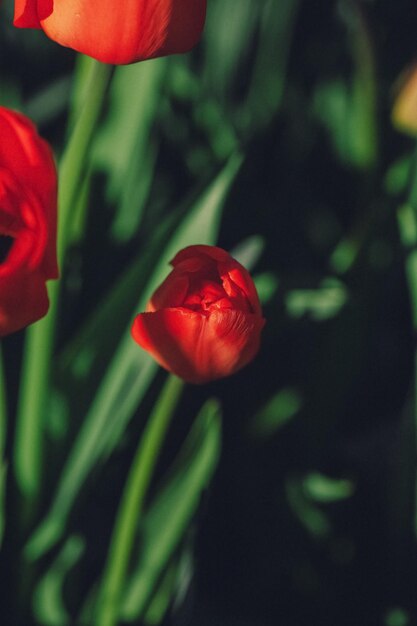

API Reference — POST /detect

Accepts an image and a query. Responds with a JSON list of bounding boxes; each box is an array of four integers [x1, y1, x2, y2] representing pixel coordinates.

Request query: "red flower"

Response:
[[14, 0, 207, 65], [131, 245, 265, 384], [0, 107, 58, 336]]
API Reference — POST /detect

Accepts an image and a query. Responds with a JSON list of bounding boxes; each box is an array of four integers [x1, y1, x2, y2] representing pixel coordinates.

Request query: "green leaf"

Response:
[[253, 272, 278, 304], [26, 155, 241, 561], [142, 555, 181, 626], [33, 536, 85, 626], [249, 388, 302, 438], [286, 476, 331, 539], [230, 235, 264, 270], [285, 278, 348, 321], [92, 59, 167, 241], [121, 399, 222, 621], [302, 472, 355, 503]]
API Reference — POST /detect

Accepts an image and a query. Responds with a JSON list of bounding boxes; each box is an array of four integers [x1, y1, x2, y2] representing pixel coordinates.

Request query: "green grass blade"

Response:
[[33, 536, 85, 626], [26, 155, 241, 560], [120, 399, 221, 621], [92, 59, 167, 241]]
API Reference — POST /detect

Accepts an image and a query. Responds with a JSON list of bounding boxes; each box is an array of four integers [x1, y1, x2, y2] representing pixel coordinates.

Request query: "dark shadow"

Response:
[[0, 235, 14, 263]]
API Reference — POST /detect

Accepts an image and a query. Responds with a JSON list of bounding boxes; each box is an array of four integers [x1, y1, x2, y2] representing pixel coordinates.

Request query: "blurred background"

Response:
[[2, 0, 417, 625]]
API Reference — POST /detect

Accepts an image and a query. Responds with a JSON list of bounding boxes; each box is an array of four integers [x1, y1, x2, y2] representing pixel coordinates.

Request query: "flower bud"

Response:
[[132, 245, 265, 384]]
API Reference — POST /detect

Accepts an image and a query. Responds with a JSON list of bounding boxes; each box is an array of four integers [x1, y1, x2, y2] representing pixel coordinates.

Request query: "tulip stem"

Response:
[[58, 58, 114, 262], [95, 374, 184, 626], [13, 57, 113, 509]]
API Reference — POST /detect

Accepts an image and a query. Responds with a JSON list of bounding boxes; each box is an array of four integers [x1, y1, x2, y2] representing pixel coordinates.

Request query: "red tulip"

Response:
[[0, 107, 58, 336], [14, 0, 207, 65], [132, 245, 265, 384]]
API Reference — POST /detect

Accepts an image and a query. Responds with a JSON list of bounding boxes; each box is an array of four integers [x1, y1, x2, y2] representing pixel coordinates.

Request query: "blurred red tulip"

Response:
[[392, 61, 417, 136], [0, 107, 57, 336], [132, 245, 265, 384], [14, 0, 207, 65]]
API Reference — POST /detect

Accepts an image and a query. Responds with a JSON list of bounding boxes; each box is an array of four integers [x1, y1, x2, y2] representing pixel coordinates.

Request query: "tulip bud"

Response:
[[132, 245, 265, 384], [392, 61, 417, 136], [0, 107, 58, 336]]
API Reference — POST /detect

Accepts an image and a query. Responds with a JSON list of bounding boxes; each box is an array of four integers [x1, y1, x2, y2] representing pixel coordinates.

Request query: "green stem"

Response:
[[13, 57, 113, 507], [58, 58, 114, 263], [96, 374, 184, 626]]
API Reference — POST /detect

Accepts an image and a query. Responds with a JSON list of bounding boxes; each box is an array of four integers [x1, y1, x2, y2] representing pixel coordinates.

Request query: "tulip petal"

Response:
[[171, 245, 262, 315], [13, 0, 42, 28], [0, 268, 49, 336], [148, 273, 189, 311], [132, 308, 264, 384], [222, 265, 262, 316], [0, 108, 57, 279], [0, 108, 57, 336], [171, 245, 230, 267], [35, 0, 206, 65]]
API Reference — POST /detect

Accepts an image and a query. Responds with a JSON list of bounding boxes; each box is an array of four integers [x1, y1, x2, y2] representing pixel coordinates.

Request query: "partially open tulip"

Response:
[[14, 0, 207, 65], [132, 245, 265, 384], [0, 107, 58, 336]]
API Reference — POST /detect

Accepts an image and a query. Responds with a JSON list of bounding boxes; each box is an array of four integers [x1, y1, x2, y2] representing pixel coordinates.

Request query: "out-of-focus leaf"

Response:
[[330, 238, 359, 275], [204, 0, 298, 135], [285, 278, 348, 321], [313, 80, 353, 165], [254, 272, 279, 304], [286, 472, 355, 541], [204, 0, 256, 102], [286, 476, 331, 539], [243, 0, 300, 133], [141, 546, 193, 626], [314, 2, 377, 170], [0, 79, 22, 110], [26, 155, 241, 561], [302, 472, 355, 503], [384, 155, 411, 196], [33, 536, 85, 626], [25, 76, 72, 127], [92, 59, 167, 241], [384, 608, 410, 626], [142, 557, 179, 625], [249, 388, 302, 438], [121, 399, 221, 621], [231, 235, 264, 270]]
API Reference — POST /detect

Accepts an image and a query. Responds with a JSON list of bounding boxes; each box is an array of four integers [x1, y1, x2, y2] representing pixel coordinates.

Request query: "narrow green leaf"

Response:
[[121, 399, 222, 621], [92, 59, 167, 241], [302, 473, 355, 503], [26, 156, 241, 560], [13, 59, 113, 505], [249, 388, 302, 438], [33, 536, 85, 626], [142, 559, 178, 626], [286, 476, 331, 539], [230, 235, 264, 270]]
